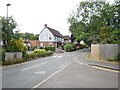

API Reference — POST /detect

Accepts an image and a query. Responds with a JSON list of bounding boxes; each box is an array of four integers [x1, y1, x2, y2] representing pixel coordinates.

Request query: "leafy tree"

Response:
[[2, 16, 17, 47], [19, 33, 39, 40], [68, 1, 120, 45]]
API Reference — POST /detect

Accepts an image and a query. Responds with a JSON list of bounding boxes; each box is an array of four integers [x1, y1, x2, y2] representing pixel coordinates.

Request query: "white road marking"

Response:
[[57, 64, 65, 69], [58, 56, 62, 58], [90, 66, 119, 73], [21, 62, 47, 71], [53, 55, 57, 57], [2, 57, 50, 69], [74, 59, 119, 73], [32, 61, 73, 88], [35, 71, 46, 75]]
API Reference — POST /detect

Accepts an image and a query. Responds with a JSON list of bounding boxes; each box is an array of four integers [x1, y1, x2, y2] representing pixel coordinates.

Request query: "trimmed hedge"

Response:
[[30, 50, 53, 59], [45, 46, 55, 52], [2, 49, 53, 65], [34, 49, 46, 53]]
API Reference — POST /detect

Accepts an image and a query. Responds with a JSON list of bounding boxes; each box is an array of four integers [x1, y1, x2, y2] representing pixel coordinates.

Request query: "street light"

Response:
[[6, 3, 11, 18]]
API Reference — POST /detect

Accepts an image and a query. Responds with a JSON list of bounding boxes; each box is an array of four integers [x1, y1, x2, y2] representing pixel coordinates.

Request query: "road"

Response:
[[2, 50, 79, 88], [2, 49, 119, 88]]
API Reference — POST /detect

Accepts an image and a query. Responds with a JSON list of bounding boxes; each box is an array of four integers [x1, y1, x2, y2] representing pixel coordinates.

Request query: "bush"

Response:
[[29, 53, 35, 59], [45, 46, 55, 52], [0, 48, 5, 62], [64, 43, 75, 52], [6, 38, 25, 52], [34, 49, 46, 53], [30, 46, 37, 51], [22, 51, 30, 61], [29, 50, 53, 59], [79, 44, 86, 49], [39, 46, 44, 49], [2, 59, 25, 65]]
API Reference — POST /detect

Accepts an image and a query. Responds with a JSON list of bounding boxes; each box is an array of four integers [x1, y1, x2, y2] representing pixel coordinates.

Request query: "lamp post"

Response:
[[6, 3, 11, 18]]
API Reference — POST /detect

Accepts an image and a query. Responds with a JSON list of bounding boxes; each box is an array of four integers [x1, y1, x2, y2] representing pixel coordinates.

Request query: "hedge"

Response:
[[45, 46, 55, 52]]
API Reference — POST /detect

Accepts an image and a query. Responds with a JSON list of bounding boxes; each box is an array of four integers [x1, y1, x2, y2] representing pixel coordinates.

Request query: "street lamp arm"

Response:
[[6, 3, 11, 6]]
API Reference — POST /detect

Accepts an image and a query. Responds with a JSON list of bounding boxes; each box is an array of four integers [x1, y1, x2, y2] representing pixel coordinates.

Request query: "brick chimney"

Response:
[[44, 24, 47, 27]]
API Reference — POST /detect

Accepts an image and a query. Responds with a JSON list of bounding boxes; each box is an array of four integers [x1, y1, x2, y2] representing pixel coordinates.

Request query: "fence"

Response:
[[91, 44, 119, 60]]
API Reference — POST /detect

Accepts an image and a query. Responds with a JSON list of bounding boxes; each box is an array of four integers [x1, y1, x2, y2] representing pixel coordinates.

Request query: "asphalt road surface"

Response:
[[2, 51, 79, 88], [2, 50, 119, 88]]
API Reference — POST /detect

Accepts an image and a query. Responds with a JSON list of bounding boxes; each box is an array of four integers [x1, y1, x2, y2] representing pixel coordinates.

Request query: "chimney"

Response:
[[44, 24, 47, 27]]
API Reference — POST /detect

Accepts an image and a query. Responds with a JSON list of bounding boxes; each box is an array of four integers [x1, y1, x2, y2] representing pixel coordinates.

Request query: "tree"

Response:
[[2, 16, 17, 47], [68, 1, 120, 45], [19, 33, 39, 40]]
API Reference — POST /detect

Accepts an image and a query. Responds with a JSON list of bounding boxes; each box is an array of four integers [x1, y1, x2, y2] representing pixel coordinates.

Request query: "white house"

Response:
[[39, 24, 64, 48]]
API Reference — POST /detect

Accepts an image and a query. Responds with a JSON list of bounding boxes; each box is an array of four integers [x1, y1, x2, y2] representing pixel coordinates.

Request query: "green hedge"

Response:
[[30, 50, 53, 59], [2, 49, 53, 65], [34, 49, 46, 53], [64, 43, 76, 52], [45, 46, 55, 52]]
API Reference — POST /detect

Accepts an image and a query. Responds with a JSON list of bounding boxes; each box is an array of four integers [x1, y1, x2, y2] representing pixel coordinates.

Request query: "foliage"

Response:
[[19, 33, 39, 40], [6, 38, 25, 52], [64, 43, 75, 52], [34, 49, 46, 53], [30, 50, 53, 59], [2, 59, 25, 65], [39, 46, 45, 49], [2, 16, 17, 47], [45, 46, 56, 52], [68, 1, 120, 45], [0, 47, 5, 62], [22, 51, 30, 61]]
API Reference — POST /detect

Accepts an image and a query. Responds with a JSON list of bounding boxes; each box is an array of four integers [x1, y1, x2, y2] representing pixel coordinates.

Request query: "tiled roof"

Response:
[[64, 35, 70, 40], [47, 27, 63, 38]]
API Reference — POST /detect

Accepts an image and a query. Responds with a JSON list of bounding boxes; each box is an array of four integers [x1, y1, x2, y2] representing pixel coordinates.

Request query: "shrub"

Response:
[[0, 48, 5, 62], [29, 50, 53, 59], [39, 46, 44, 49], [71, 43, 76, 51], [79, 44, 86, 49], [64, 44, 73, 52], [2, 59, 25, 65], [6, 38, 25, 52], [34, 49, 46, 53], [45, 46, 55, 52], [30, 46, 37, 51], [22, 51, 30, 61], [29, 53, 35, 59]]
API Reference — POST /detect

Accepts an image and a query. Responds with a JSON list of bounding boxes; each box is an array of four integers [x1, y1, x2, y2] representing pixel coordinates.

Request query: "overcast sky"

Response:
[[1, 0, 85, 35], [1, 0, 115, 35]]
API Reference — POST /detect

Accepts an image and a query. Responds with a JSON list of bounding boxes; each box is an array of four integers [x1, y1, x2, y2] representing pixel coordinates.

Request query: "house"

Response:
[[64, 35, 70, 44], [39, 24, 64, 48], [30, 40, 40, 47]]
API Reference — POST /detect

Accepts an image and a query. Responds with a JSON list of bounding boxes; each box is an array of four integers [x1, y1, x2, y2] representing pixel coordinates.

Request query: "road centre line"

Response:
[[21, 62, 47, 71], [32, 61, 73, 89]]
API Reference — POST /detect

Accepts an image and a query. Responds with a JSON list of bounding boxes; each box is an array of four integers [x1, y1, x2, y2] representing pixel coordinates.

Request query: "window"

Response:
[[49, 37, 51, 40]]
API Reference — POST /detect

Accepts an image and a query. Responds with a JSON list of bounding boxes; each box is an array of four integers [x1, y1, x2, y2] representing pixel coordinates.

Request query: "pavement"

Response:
[[74, 49, 120, 71]]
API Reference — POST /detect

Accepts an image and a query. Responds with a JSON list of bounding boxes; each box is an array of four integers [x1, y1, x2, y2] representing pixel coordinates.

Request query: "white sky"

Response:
[[0, 0, 85, 35]]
